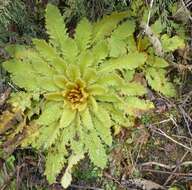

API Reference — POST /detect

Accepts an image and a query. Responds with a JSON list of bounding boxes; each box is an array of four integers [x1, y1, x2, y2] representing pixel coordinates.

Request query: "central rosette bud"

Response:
[[66, 85, 86, 104], [64, 80, 89, 110]]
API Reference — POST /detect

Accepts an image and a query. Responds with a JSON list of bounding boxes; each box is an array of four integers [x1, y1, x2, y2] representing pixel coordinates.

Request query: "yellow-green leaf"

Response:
[[61, 154, 84, 188], [37, 102, 62, 125], [60, 107, 76, 129], [75, 18, 92, 51], [121, 82, 147, 96], [99, 52, 147, 72], [161, 34, 185, 52]]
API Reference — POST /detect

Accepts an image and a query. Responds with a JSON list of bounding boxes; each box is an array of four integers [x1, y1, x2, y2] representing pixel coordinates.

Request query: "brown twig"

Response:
[[0, 88, 11, 107], [122, 178, 165, 190], [70, 184, 103, 190], [0, 163, 25, 190], [180, 0, 192, 21], [180, 91, 192, 106], [141, 169, 192, 176], [103, 172, 123, 187], [140, 162, 176, 170], [164, 151, 189, 185], [141, 160, 192, 170], [146, 0, 155, 29], [148, 125, 192, 152], [0, 170, 16, 190], [140, 22, 164, 57], [179, 105, 192, 137]]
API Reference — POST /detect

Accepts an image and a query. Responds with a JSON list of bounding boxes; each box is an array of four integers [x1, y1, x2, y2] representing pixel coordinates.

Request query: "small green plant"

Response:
[[141, 114, 152, 125], [1, 3, 184, 188], [62, 0, 130, 23], [0, 0, 38, 44], [0, 156, 16, 190]]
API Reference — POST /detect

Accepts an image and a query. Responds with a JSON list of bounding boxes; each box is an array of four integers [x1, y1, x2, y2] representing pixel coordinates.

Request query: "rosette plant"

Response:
[[2, 4, 155, 188]]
